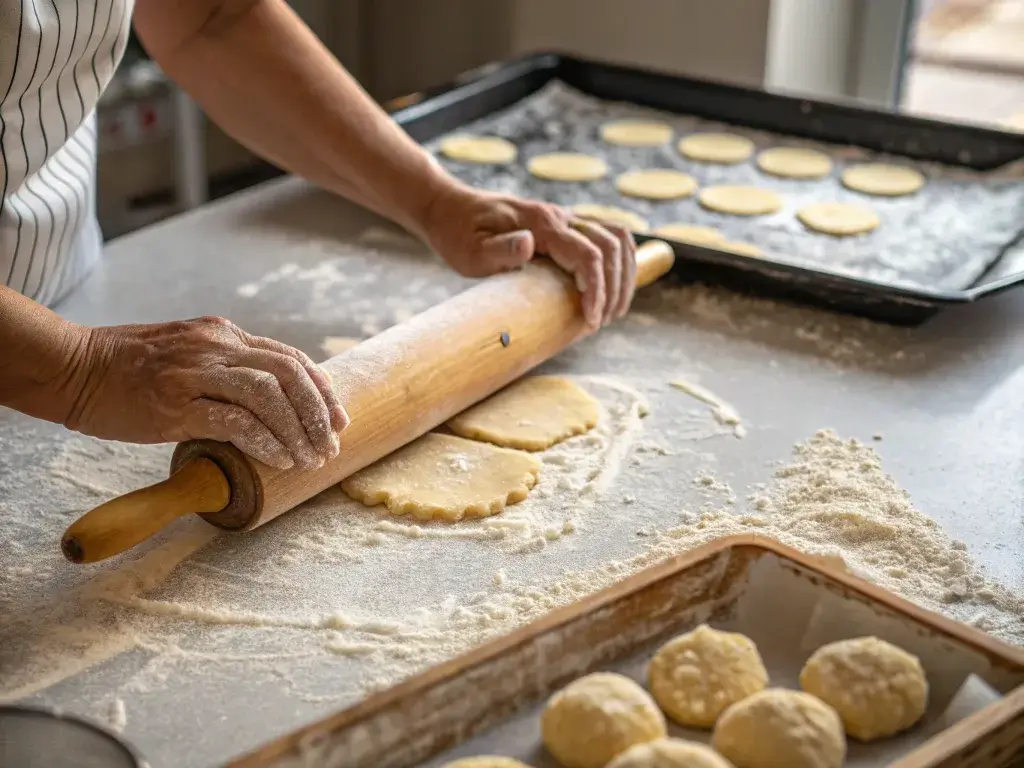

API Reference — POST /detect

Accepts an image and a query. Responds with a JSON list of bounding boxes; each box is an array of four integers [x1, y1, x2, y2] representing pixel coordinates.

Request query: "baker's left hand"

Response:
[[417, 182, 637, 329]]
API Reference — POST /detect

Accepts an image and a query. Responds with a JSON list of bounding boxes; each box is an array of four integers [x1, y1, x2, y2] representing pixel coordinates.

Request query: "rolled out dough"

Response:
[[678, 133, 755, 164], [448, 376, 600, 451], [841, 164, 925, 197], [699, 186, 783, 216], [615, 169, 698, 200], [756, 147, 833, 179], [571, 203, 650, 233], [439, 135, 518, 165], [340, 433, 539, 522], [600, 120, 673, 147], [798, 202, 880, 236], [652, 223, 725, 247], [528, 153, 609, 182]]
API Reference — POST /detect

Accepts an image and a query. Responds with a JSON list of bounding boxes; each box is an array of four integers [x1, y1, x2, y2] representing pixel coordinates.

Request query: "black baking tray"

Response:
[[385, 52, 1024, 326]]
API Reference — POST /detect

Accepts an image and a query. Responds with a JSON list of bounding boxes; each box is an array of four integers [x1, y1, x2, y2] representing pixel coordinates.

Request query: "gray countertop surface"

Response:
[[1, 177, 1023, 768]]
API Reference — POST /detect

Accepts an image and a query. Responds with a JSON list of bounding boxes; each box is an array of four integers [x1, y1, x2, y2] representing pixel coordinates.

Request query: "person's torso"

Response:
[[1, 0, 133, 307]]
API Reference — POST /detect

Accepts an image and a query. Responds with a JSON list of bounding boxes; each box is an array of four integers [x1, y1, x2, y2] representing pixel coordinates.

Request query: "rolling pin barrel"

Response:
[[62, 239, 676, 563]]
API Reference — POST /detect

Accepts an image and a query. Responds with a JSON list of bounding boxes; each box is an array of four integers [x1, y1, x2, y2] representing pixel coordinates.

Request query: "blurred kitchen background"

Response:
[[98, 0, 1024, 238]]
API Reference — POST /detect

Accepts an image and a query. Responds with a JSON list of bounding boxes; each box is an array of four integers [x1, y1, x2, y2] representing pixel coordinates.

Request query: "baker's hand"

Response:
[[419, 182, 637, 329], [64, 317, 349, 470]]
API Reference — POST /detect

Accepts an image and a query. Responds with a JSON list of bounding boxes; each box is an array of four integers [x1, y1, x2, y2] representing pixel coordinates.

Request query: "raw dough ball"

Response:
[[601, 120, 674, 147], [717, 241, 763, 258], [448, 376, 599, 451], [528, 153, 609, 182], [542, 672, 667, 768], [616, 169, 698, 200], [756, 147, 833, 179], [841, 163, 925, 197], [607, 738, 734, 768], [712, 690, 845, 768], [699, 186, 783, 216], [800, 636, 928, 741], [440, 135, 518, 165], [572, 203, 650, 233], [797, 202, 880, 236], [441, 759, 532, 768], [320, 336, 361, 360], [678, 133, 755, 164], [652, 223, 725, 246], [649, 624, 769, 728], [340, 433, 539, 522]]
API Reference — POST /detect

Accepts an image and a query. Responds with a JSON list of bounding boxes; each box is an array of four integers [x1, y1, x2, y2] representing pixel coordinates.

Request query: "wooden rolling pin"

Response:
[[61, 239, 676, 564]]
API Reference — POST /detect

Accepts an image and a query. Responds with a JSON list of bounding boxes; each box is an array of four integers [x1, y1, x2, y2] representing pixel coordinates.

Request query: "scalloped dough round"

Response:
[[652, 223, 725, 246], [841, 163, 925, 197], [601, 120, 674, 147], [440, 135, 518, 165], [340, 433, 539, 521], [528, 152, 609, 182], [607, 738, 733, 768], [798, 202, 880, 236], [572, 203, 650, 232], [699, 186, 783, 216], [616, 169, 698, 200], [678, 133, 755, 164], [542, 672, 667, 768], [448, 376, 599, 451], [756, 147, 833, 179], [800, 636, 928, 741], [441, 759, 533, 768], [649, 624, 769, 728]]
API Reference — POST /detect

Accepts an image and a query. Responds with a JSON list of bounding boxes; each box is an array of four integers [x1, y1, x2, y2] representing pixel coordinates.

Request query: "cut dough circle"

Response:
[[607, 738, 733, 768], [679, 133, 755, 164], [572, 203, 650, 233], [340, 433, 539, 522], [756, 147, 833, 179], [528, 152, 609, 182], [542, 672, 667, 768], [713, 689, 846, 768], [601, 120, 674, 147], [448, 376, 600, 451], [699, 186, 783, 216], [616, 169, 698, 200], [439, 135, 517, 165], [798, 202, 880, 236], [800, 636, 928, 742], [441, 759, 533, 768], [841, 163, 925, 197], [717, 241, 764, 258], [652, 223, 725, 246], [649, 624, 769, 729]]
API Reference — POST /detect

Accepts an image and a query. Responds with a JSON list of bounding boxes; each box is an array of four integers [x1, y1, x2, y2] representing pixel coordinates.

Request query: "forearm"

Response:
[[0, 285, 90, 424], [136, 0, 454, 237]]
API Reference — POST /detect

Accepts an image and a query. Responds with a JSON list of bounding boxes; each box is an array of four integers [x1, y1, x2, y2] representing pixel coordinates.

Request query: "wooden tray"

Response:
[[228, 535, 1024, 768]]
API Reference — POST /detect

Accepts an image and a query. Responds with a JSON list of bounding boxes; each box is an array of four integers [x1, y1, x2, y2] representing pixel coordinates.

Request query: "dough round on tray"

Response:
[[649, 624, 769, 729], [679, 133, 755, 164], [542, 672, 667, 768], [800, 636, 928, 742], [841, 163, 925, 197], [572, 203, 650, 233], [797, 202, 880, 236], [340, 433, 539, 522], [601, 119, 674, 147], [528, 152, 609, 182], [607, 738, 734, 768], [441, 759, 533, 768], [717, 241, 764, 258], [616, 169, 698, 200], [699, 186, 783, 216], [652, 223, 725, 246], [448, 376, 599, 451], [713, 690, 846, 768], [439, 135, 518, 165], [756, 147, 833, 179]]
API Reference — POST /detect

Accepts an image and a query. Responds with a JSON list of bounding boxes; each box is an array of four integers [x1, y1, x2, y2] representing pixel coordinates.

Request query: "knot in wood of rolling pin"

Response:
[[500, 331, 511, 347]]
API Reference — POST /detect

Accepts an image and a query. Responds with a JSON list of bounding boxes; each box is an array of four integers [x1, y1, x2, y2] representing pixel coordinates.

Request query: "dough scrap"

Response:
[[320, 336, 361, 360], [699, 186, 783, 216], [448, 376, 599, 451], [572, 203, 650, 233], [542, 672, 667, 768], [607, 738, 733, 768], [841, 163, 925, 197], [679, 133, 755, 164], [713, 689, 846, 768], [800, 636, 928, 741], [441, 759, 532, 768], [717, 241, 764, 258], [649, 624, 769, 729], [340, 433, 539, 522], [798, 202, 880, 236], [528, 153, 609, 182], [440, 135, 518, 165], [756, 147, 833, 179], [652, 223, 725, 246], [616, 169, 698, 200], [601, 120, 674, 147]]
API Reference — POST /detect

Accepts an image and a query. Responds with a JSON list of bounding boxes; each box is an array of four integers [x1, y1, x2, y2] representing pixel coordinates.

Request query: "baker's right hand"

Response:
[[64, 316, 349, 470]]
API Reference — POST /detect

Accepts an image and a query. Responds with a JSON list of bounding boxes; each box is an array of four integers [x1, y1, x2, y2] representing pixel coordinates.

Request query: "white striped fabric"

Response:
[[1, 0, 133, 307]]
